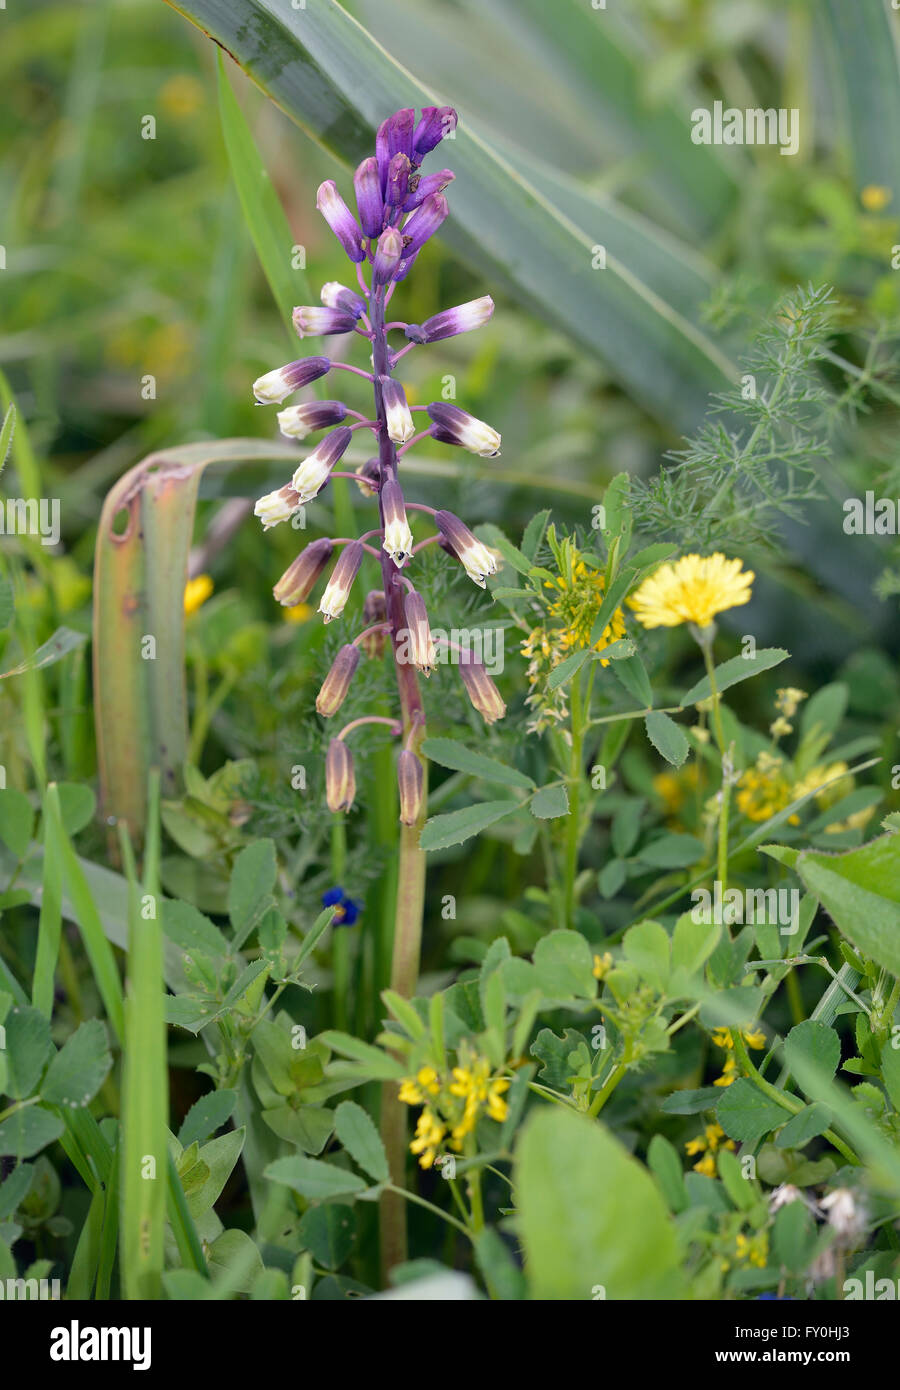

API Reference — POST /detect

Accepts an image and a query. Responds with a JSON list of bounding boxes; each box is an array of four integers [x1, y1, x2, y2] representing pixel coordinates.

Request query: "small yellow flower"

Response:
[[685, 1121, 735, 1173], [714, 1054, 738, 1087], [769, 716, 793, 738], [398, 1078, 423, 1106], [628, 553, 754, 630], [282, 602, 313, 624], [592, 951, 613, 981], [694, 1152, 716, 1177], [545, 559, 626, 659], [184, 573, 213, 616], [737, 752, 792, 822], [409, 1107, 446, 1170], [861, 184, 891, 212], [735, 1231, 769, 1268], [743, 1027, 766, 1051], [775, 687, 806, 718], [416, 1066, 440, 1095]]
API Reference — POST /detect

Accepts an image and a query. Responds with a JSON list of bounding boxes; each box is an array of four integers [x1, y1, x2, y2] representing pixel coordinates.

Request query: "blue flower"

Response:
[[321, 886, 362, 926]]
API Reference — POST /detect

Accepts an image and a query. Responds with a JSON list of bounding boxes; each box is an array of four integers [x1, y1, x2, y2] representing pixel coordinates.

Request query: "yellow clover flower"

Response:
[[409, 1108, 446, 1170], [628, 553, 754, 630]]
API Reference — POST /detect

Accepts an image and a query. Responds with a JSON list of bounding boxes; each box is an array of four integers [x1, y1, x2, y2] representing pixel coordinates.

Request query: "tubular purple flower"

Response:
[[393, 249, 419, 283], [277, 400, 348, 440], [321, 282, 367, 319], [353, 156, 384, 239], [427, 402, 501, 457], [413, 106, 458, 158], [386, 153, 411, 210], [372, 227, 404, 287], [293, 306, 358, 338], [401, 192, 449, 256], [354, 458, 381, 498], [316, 644, 361, 717], [319, 540, 364, 623], [291, 426, 353, 503], [381, 479, 414, 566], [403, 169, 454, 213], [386, 108, 415, 162], [254, 484, 304, 531], [362, 590, 387, 657], [459, 655, 506, 724], [326, 738, 356, 813], [402, 590, 436, 676], [397, 749, 424, 826], [252, 356, 331, 404], [434, 510, 498, 588], [379, 376, 415, 444], [405, 296, 494, 345], [273, 538, 335, 605], [316, 180, 365, 262]]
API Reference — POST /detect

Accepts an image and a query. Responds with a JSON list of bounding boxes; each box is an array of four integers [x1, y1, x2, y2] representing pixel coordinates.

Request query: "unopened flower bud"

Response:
[[362, 590, 387, 657], [293, 305, 358, 338], [319, 540, 364, 623], [354, 458, 381, 498], [316, 644, 360, 716], [316, 180, 365, 262], [406, 296, 493, 344], [386, 152, 411, 208], [255, 484, 303, 530], [252, 356, 331, 403], [291, 427, 353, 503], [397, 749, 424, 825], [380, 376, 415, 443], [273, 538, 334, 604], [459, 655, 505, 724], [427, 403, 501, 457], [277, 400, 348, 440], [326, 738, 356, 812], [434, 510, 497, 587], [393, 249, 419, 282], [402, 590, 436, 676], [372, 227, 404, 287], [320, 282, 367, 318], [402, 192, 449, 256], [353, 156, 384, 239], [404, 169, 454, 213], [413, 105, 457, 157], [382, 480, 414, 566]]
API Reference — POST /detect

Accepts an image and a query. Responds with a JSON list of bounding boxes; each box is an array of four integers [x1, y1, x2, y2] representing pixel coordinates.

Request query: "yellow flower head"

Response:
[[775, 687, 807, 718], [409, 1107, 446, 1169], [184, 573, 213, 616], [628, 553, 754, 630], [545, 558, 626, 659], [861, 184, 891, 212], [735, 1231, 769, 1268], [592, 951, 613, 981], [737, 752, 792, 822]]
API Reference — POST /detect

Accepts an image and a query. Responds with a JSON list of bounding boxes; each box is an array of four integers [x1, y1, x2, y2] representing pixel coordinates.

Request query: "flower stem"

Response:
[[563, 673, 584, 928]]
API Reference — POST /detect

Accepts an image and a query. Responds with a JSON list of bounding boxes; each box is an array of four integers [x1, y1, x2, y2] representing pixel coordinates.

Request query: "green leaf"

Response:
[[530, 785, 569, 820], [644, 711, 689, 768], [516, 1108, 682, 1298], [783, 1021, 840, 1088], [546, 647, 591, 692], [420, 738, 534, 789], [881, 1040, 900, 1114], [419, 800, 519, 851], [0, 627, 88, 682], [228, 839, 277, 941], [772, 1198, 816, 1274], [41, 1020, 112, 1107], [637, 833, 705, 869], [206, 1228, 264, 1292], [611, 653, 653, 708], [622, 920, 670, 993], [318, 1031, 406, 1080], [775, 1102, 833, 1150], [334, 1101, 389, 1184], [660, 1086, 721, 1115], [168, 0, 735, 433], [717, 1149, 755, 1211], [177, 1090, 238, 1148], [163, 900, 230, 962], [0, 789, 34, 859], [822, 0, 900, 202], [0, 403, 15, 480], [1, 1006, 53, 1099], [0, 1106, 64, 1159], [216, 52, 315, 342], [646, 1134, 687, 1214], [532, 930, 596, 1000], [186, 1128, 246, 1219], [298, 1204, 355, 1269], [681, 648, 789, 706], [716, 1079, 788, 1145], [264, 1154, 368, 1200], [56, 783, 96, 837], [791, 836, 900, 977], [261, 1105, 334, 1154]]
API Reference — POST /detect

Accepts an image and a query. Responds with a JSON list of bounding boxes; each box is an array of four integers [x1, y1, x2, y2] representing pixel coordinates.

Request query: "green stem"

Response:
[[731, 1029, 859, 1166], [700, 638, 731, 899], [563, 674, 584, 928]]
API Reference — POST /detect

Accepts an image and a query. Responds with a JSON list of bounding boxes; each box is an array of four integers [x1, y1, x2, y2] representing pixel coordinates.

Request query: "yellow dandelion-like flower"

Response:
[[282, 602, 313, 624], [184, 573, 213, 616], [861, 184, 891, 212], [628, 553, 754, 630]]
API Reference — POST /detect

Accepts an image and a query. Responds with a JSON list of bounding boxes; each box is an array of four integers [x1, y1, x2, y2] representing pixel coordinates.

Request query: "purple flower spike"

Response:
[[293, 306, 359, 338], [353, 157, 384, 240], [405, 296, 494, 345], [316, 180, 365, 262], [386, 152, 411, 210], [387, 108, 415, 162], [404, 169, 454, 213], [401, 192, 449, 257], [413, 106, 457, 158], [372, 227, 404, 287]]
